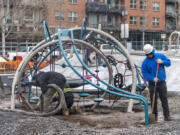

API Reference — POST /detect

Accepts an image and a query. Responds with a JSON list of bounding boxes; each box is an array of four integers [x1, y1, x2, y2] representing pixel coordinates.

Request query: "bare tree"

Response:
[[0, 0, 47, 56], [0, 0, 22, 56]]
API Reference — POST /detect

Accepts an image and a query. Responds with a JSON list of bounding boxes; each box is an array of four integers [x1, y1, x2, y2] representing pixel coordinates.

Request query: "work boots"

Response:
[[164, 116, 173, 121]]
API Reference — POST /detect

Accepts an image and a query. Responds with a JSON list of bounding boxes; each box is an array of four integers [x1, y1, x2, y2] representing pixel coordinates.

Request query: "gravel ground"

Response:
[[0, 92, 180, 135], [0, 109, 96, 135], [101, 120, 180, 135]]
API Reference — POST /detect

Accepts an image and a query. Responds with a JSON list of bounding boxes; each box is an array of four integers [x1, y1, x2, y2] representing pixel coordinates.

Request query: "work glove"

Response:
[[156, 59, 163, 64], [154, 77, 158, 83]]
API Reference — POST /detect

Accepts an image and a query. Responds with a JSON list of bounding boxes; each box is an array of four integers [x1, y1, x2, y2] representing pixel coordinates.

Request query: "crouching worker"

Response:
[[141, 44, 173, 122], [34, 71, 74, 115]]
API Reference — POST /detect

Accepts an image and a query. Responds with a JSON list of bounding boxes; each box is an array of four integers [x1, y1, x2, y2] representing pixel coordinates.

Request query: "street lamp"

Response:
[[122, 9, 128, 48]]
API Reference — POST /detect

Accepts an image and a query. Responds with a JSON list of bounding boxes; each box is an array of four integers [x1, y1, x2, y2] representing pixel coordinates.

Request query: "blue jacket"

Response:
[[141, 49, 171, 82]]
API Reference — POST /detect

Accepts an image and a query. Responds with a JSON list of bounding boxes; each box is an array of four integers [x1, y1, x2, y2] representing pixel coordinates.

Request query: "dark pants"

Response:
[[148, 81, 170, 118]]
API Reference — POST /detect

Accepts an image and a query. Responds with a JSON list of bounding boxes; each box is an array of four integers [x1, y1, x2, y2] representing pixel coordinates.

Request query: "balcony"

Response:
[[89, 22, 121, 30], [86, 2, 108, 13], [166, 0, 179, 4], [88, 22, 121, 30], [21, 0, 47, 9], [108, 5, 125, 14], [166, 10, 177, 18], [0, 0, 46, 9], [102, 25, 121, 31], [86, 2, 124, 14]]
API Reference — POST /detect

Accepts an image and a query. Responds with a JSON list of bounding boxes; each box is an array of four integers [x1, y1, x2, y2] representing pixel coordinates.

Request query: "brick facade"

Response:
[[46, 0, 85, 28], [125, 0, 165, 31]]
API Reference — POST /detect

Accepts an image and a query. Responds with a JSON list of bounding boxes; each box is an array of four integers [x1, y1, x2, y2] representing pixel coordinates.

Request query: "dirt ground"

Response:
[[0, 91, 180, 135], [56, 91, 180, 129], [57, 99, 146, 129]]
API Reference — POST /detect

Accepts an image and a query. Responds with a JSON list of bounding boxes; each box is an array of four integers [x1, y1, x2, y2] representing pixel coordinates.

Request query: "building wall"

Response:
[[46, 0, 85, 28], [125, 0, 165, 31]]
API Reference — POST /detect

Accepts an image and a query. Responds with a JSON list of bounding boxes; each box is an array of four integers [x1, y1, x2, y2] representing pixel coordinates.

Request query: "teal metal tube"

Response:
[[80, 19, 86, 40], [27, 45, 59, 102], [43, 20, 52, 42], [57, 30, 149, 125], [28, 20, 54, 102], [73, 45, 145, 99]]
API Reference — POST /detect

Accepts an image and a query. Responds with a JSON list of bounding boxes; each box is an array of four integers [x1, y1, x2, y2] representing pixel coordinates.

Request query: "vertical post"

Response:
[[26, 40, 28, 51], [142, 0, 147, 48], [142, 29, 145, 47], [122, 9, 128, 48], [124, 20, 126, 48], [2, 24, 6, 57], [163, 38, 165, 51]]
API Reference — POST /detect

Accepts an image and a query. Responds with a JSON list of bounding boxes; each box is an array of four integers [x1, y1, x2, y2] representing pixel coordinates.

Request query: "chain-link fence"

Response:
[[0, 40, 180, 55], [120, 40, 165, 51]]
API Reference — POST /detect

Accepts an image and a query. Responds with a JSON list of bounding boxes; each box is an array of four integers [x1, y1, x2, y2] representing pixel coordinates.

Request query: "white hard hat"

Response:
[[143, 44, 153, 54]]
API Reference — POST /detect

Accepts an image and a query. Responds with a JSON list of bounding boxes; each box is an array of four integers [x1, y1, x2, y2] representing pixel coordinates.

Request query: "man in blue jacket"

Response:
[[141, 44, 172, 121]]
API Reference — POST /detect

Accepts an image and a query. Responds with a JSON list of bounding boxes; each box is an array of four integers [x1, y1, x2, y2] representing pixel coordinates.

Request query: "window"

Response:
[[88, 14, 98, 27], [140, 16, 146, 26], [69, 0, 77, 4], [130, 0, 137, 9], [140, 0, 147, 10], [56, 0, 64, 3], [55, 11, 64, 21], [68, 12, 78, 22], [153, 17, 159, 26], [130, 16, 137, 25], [107, 15, 113, 25], [153, 2, 160, 11], [24, 10, 33, 20]]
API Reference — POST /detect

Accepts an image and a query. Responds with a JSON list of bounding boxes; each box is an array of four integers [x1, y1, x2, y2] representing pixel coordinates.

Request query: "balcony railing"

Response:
[[166, 22, 176, 31], [86, 2, 125, 14], [166, 10, 177, 18], [21, 0, 47, 9], [88, 22, 121, 30], [0, 0, 46, 8]]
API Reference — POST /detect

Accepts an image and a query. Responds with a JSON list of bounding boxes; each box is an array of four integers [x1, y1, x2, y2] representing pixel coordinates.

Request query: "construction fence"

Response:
[[0, 41, 38, 55], [0, 40, 180, 74]]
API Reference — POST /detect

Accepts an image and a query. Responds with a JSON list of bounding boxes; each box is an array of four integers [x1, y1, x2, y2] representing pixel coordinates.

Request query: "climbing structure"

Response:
[[11, 20, 149, 125]]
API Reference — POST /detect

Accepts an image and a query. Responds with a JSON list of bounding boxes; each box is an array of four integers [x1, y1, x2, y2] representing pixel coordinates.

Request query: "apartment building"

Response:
[[86, 0, 126, 40], [0, 0, 86, 54], [46, 0, 86, 33], [86, 0, 167, 48], [125, 0, 166, 48]]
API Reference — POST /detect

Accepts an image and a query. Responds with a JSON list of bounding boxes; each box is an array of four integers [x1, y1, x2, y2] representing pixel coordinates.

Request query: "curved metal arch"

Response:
[[168, 31, 180, 50], [12, 27, 137, 113], [11, 39, 113, 110]]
